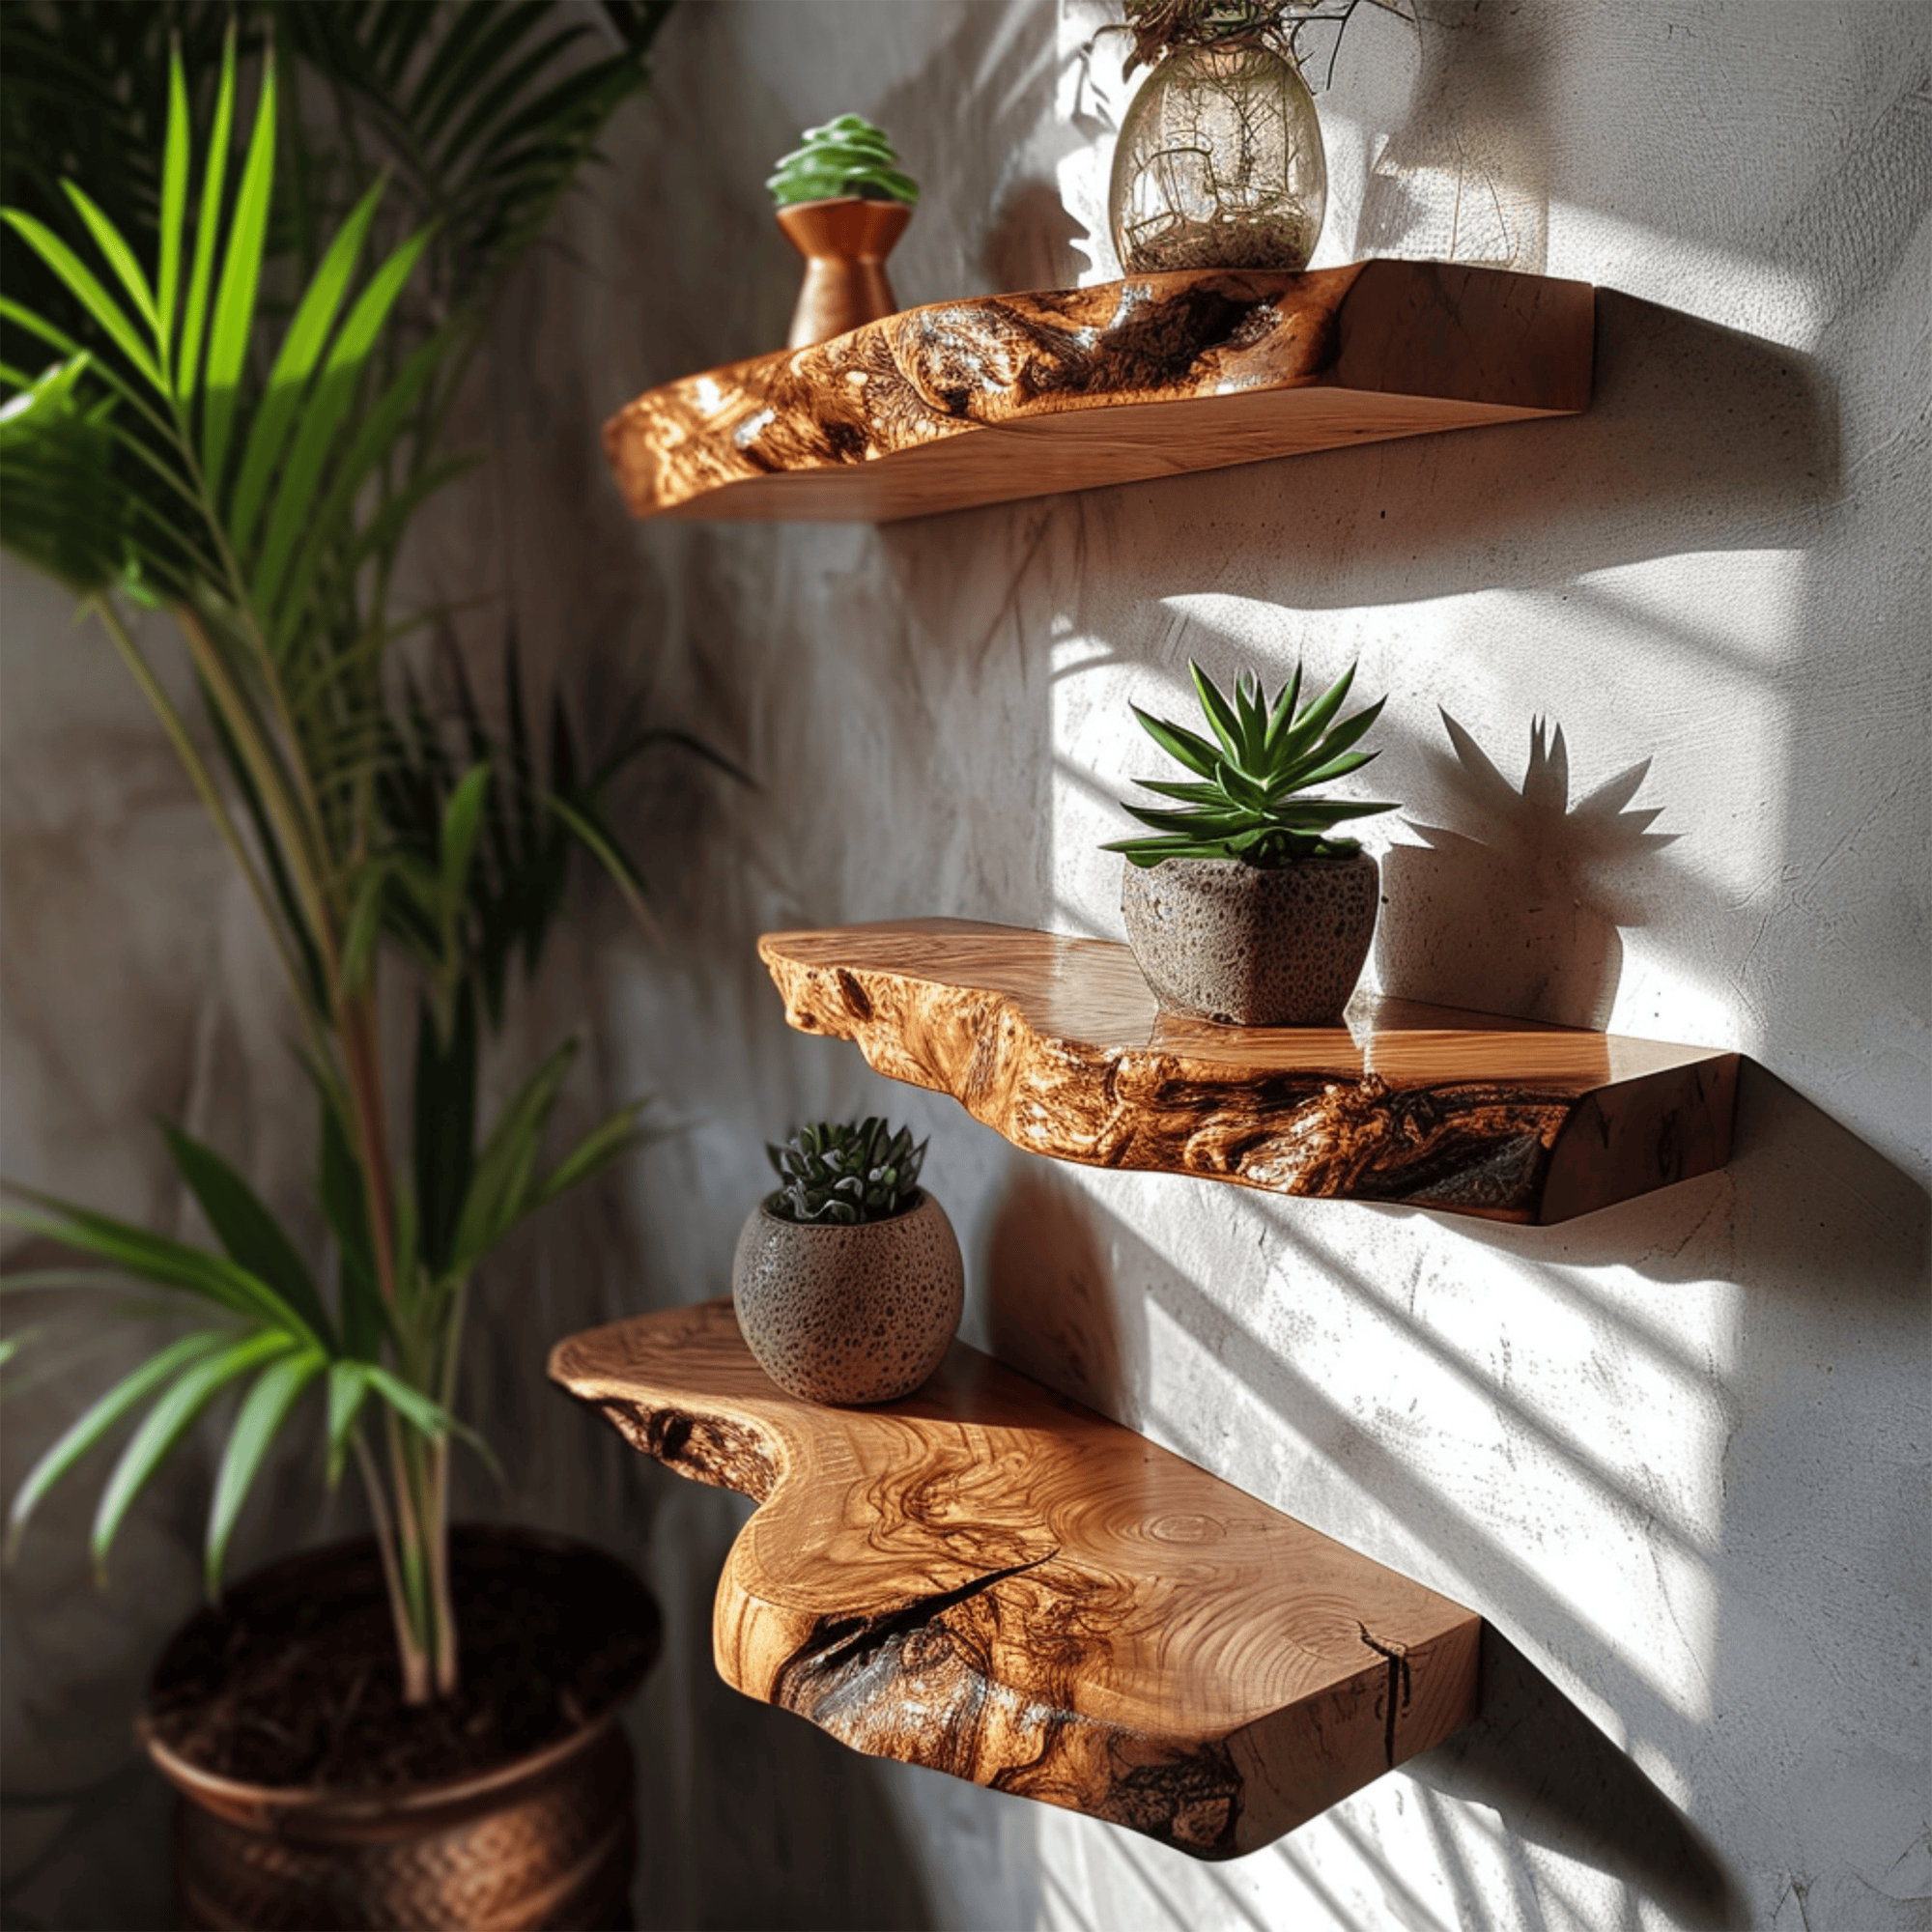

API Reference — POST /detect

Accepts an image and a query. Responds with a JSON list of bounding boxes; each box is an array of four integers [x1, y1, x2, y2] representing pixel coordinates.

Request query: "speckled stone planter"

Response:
[[1121, 853, 1380, 1027], [731, 1190, 964, 1406]]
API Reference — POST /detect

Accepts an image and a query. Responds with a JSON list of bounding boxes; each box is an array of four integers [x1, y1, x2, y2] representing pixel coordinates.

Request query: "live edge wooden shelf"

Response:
[[760, 920, 1739, 1225], [551, 1299, 1481, 1858], [604, 259, 1594, 524]]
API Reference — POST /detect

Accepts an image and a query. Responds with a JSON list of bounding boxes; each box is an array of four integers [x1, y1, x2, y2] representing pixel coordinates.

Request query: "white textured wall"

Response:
[[3, 2, 1926, 1927], [552, 2, 1931, 1924]]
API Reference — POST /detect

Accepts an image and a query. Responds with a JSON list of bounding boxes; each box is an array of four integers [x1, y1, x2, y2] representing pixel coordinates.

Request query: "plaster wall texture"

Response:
[[1, 2, 1927, 1929]]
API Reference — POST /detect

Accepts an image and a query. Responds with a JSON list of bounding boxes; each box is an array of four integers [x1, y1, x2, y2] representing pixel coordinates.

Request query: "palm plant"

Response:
[[0, 7, 687, 1707]]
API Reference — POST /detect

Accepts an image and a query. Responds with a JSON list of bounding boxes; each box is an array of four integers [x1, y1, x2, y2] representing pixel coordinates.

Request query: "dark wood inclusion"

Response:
[[758, 920, 1739, 1225], [550, 1301, 1482, 1859], [603, 259, 1596, 525]]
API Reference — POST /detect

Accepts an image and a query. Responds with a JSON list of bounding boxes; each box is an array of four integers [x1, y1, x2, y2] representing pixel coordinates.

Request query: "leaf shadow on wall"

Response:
[[1376, 709, 1679, 1031], [978, 1173, 1741, 1921], [870, 1, 1082, 309], [1402, 1626, 1741, 1926], [1353, 0, 1552, 276]]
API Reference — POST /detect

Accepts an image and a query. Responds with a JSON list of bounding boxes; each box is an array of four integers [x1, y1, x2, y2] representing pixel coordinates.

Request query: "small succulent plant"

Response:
[[1103, 659, 1396, 867], [767, 114, 920, 208], [765, 1118, 927, 1225]]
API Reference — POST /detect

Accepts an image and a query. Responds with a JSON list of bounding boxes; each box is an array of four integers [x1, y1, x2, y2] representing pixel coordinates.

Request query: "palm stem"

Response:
[[353, 1428, 428, 1706], [336, 991, 398, 1306], [91, 597, 327, 1061], [426, 1274, 469, 1696]]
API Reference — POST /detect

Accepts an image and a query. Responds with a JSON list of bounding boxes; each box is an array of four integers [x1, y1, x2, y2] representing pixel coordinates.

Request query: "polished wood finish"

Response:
[[758, 920, 1738, 1225], [604, 259, 1594, 524], [551, 1300, 1482, 1858]]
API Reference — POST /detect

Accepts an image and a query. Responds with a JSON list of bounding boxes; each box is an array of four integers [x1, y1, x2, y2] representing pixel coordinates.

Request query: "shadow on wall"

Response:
[[1445, 1059, 1930, 1291], [1405, 1627, 1741, 1927], [974, 1068, 1926, 1918], [1355, 0, 1552, 274], [1054, 290, 1838, 607], [1376, 710, 1679, 1031], [872, 2, 1087, 305], [978, 1165, 1738, 1915], [623, 1467, 936, 1932]]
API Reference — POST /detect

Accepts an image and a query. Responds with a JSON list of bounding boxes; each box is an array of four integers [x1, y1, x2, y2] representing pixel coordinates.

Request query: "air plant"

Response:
[[1112, 0, 1414, 83]]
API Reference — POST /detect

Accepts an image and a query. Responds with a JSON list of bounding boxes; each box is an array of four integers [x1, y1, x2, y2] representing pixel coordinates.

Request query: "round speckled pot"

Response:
[[1121, 852, 1380, 1027], [731, 1190, 964, 1406]]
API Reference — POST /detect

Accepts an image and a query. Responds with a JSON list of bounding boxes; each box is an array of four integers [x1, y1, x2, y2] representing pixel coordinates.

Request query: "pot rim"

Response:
[[140, 1523, 656, 1818], [772, 192, 915, 214], [773, 195, 914, 260], [753, 1185, 931, 1230], [140, 1697, 622, 1823], [1123, 849, 1378, 875]]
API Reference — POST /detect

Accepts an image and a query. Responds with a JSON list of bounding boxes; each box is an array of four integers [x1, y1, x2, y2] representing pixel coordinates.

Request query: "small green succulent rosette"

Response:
[[1103, 660, 1396, 868], [764, 1118, 928, 1225], [767, 113, 920, 208]]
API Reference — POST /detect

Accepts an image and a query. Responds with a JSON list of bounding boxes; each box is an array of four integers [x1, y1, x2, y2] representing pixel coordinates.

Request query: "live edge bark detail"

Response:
[[603, 261, 1595, 523], [549, 1301, 1484, 1859], [757, 921, 1739, 1225]]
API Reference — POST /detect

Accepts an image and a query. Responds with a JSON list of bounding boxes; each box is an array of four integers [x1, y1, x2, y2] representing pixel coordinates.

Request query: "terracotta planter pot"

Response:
[[776, 196, 912, 349], [141, 1526, 660, 1932], [732, 1189, 963, 1405], [1121, 852, 1380, 1026]]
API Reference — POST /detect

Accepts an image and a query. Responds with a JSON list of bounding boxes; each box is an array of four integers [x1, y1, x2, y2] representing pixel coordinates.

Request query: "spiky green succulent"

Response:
[[767, 114, 919, 208], [1104, 660, 1396, 868], [765, 1118, 927, 1225]]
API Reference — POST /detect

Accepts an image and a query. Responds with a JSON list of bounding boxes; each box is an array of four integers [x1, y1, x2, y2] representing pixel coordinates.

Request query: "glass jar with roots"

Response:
[[1109, 35, 1327, 273]]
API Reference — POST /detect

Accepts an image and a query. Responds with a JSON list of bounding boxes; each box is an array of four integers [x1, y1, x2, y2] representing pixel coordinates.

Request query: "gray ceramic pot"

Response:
[[1121, 852, 1380, 1026], [731, 1190, 964, 1406]]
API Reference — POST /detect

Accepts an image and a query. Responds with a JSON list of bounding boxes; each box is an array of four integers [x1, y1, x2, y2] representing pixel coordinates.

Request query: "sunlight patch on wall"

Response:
[[1182, 1195, 1732, 1734], [1548, 203, 1828, 350]]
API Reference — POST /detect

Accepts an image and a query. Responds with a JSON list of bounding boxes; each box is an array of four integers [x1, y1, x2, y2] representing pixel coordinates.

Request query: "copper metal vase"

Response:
[[141, 1526, 660, 1932], [776, 196, 912, 349]]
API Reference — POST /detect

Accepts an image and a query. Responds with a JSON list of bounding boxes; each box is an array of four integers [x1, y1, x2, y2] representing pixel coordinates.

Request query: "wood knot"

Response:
[[835, 969, 873, 1021]]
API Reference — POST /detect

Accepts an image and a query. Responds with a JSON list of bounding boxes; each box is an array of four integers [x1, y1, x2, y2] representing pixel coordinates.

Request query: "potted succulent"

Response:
[[1105, 0, 1409, 274], [732, 1120, 963, 1406], [0, 9, 700, 1925], [766, 113, 920, 349], [1103, 660, 1395, 1026]]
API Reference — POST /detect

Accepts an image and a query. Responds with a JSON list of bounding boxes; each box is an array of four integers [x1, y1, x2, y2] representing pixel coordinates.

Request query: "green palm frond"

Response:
[[0, 3, 683, 1692]]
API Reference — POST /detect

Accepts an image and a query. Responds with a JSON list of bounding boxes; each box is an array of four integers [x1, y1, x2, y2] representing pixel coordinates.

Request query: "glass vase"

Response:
[[1108, 38, 1326, 275]]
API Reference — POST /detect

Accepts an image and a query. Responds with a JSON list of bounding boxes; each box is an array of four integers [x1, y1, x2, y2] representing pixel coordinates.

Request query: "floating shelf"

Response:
[[550, 1299, 1481, 1859], [759, 920, 1739, 1225], [604, 259, 1594, 524]]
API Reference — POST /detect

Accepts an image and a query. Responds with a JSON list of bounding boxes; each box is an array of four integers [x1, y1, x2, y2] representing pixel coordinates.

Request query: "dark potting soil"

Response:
[[145, 1526, 659, 1791]]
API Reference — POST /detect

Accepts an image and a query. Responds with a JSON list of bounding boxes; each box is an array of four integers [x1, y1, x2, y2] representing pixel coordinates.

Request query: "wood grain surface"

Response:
[[604, 259, 1594, 523], [759, 920, 1738, 1224], [550, 1300, 1482, 1858]]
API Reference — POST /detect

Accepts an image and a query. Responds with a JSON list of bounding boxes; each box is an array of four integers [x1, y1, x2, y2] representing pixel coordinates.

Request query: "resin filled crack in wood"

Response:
[[603, 260, 1594, 523], [550, 1302, 1483, 1857], [758, 920, 1739, 1224]]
